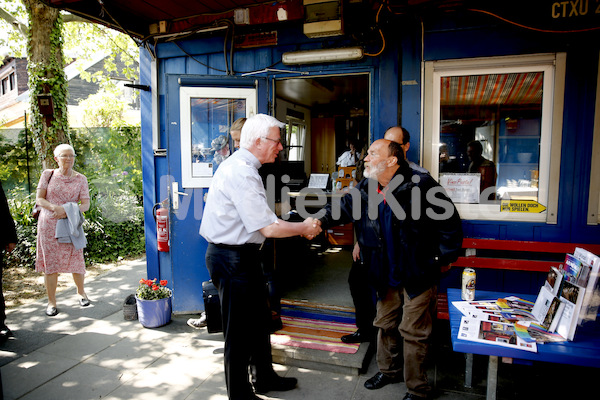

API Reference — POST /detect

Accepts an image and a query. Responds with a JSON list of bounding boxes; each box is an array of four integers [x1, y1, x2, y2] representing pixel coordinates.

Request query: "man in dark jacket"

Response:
[[1, 180, 17, 343], [319, 139, 463, 400]]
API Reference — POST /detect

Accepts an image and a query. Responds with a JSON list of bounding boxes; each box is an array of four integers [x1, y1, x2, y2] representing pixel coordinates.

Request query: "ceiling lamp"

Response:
[[282, 47, 364, 65]]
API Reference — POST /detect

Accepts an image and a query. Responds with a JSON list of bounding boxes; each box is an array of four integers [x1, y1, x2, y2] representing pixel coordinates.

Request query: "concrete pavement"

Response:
[[0, 257, 486, 400]]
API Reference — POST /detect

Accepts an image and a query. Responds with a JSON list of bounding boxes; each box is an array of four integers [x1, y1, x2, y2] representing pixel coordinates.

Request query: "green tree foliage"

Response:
[[0, 129, 40, 192], [0, 1, 139, 84], [79, 88, 128, 128], [72, 125, 143, 210], [23, 0, 70, 168], [1, 1, 144, 269], [0, 0, 27, 57], [2, 58, 143, 270], [62, 21, 139, 85]]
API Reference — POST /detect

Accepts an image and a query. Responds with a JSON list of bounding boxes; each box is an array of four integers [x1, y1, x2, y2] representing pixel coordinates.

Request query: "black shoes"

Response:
[[253, 376, 298, 394], [79, 297, 91, 307], [270, 314, 283, 333], [0, 326, 13, 342], [341, 329, 373, 343], [364, 371, 403, 390]]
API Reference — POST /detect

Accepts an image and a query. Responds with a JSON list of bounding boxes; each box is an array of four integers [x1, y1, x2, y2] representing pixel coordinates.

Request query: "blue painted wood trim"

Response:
[[139, 47, 159, 280]]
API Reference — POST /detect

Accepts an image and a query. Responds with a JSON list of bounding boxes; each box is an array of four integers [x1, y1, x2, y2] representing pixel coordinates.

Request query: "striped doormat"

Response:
[[270, 299, 360, 354]]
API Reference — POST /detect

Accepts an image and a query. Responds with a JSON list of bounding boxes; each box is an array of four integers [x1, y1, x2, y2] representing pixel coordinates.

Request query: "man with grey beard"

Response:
[[319, 139, 463, 400], [342, 126, 429, 346]]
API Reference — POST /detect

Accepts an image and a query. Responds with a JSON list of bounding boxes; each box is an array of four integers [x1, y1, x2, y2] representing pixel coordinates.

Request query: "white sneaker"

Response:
[[187, 313, 207, 329]]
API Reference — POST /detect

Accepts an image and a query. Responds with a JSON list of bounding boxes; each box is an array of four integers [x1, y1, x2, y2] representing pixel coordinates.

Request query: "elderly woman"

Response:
[[35, 144, 90, 317]]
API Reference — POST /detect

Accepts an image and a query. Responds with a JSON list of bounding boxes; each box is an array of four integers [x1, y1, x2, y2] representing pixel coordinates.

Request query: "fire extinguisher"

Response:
[[153, 203, 169, 252]]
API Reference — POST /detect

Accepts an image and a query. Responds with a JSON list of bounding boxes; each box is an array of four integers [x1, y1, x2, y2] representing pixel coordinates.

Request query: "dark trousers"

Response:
[[1, 254, 6, 330], [206, 243, 275, 400], [348, 258, 376, 335]]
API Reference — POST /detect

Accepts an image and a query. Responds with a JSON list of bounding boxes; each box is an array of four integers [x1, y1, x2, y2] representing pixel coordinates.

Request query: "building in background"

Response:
[[0, 54, 139, 130]]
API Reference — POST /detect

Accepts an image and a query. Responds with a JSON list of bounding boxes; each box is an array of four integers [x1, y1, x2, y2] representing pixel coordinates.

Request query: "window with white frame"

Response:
[[285, 117, 306, 161], [423, 54, 565, 222], [180, 86, 256, 188]]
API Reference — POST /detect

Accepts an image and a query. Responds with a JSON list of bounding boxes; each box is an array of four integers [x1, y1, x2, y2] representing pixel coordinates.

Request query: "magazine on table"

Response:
[[531, 285, 565, 332], [457, 316, 538, 352], [453, 293, 566, 346], [452, 297, 535, 321], [543, 266, 563, 296], [572, 247, 600, 326], [515, 321, 567, 343], [451, 299, 503, 318], [453, 247, 599, 346], [562, 254, 589, 286], [555, 280, 586, 341]]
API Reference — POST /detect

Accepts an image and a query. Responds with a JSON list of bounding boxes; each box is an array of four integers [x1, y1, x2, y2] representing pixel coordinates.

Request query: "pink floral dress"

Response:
[[35, 169, 90, 275]]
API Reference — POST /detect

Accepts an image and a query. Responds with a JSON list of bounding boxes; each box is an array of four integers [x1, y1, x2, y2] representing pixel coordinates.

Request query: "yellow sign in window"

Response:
[[500, 200, 547, 213]]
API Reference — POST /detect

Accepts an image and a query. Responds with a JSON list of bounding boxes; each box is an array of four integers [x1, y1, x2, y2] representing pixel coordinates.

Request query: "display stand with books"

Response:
[[448, 288, 600, 400], [453, 247, 600, 347]]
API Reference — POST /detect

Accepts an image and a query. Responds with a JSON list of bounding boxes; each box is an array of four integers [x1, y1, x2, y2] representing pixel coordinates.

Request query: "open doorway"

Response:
[[272, 73, 370, 307], [275, 73, 370, 176]]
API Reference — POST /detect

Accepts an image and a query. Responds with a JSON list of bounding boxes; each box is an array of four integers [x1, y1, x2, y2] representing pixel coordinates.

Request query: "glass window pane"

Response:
[[438, 72, 543, 204], [190, 98, 245, 175], [285, 120, 305, 162]]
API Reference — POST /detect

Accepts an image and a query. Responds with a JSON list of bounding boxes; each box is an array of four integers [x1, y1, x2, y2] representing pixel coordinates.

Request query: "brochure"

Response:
[[458, 316, 538, 352]]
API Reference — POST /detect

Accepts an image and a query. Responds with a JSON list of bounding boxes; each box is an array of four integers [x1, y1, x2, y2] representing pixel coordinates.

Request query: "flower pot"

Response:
[[135, 295, 172, 328]]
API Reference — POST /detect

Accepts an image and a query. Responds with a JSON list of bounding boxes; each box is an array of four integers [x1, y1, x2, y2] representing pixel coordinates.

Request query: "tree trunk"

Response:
[[23, 0, 69, 170]]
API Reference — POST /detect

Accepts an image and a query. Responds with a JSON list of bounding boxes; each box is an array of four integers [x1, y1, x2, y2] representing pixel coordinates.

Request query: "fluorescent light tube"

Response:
[[282, 47, 364, 65]]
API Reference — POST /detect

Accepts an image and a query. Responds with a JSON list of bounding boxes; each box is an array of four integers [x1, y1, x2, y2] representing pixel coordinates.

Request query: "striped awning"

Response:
[[441, 72, 543, 106]]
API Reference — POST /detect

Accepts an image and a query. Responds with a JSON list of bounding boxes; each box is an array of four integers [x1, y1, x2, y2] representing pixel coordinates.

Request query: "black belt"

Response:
[[211, 243, 263, 251]]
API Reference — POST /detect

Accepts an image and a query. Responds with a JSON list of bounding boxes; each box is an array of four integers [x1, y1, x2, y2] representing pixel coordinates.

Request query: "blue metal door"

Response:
[[165, 75, 267, 313]]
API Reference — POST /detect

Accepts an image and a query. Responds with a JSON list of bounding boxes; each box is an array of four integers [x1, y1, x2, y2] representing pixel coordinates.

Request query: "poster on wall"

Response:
[[439, 173, 481, 204]]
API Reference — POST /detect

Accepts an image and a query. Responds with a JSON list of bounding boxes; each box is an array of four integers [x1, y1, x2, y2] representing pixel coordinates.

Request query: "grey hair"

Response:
[[54, 143, 76, 157], [240, 114, 285, 150]]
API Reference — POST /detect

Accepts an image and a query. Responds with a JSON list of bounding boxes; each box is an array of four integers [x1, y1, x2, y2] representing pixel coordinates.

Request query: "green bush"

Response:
[[83, 209, 145, 264], [4, 186, 145, 269]]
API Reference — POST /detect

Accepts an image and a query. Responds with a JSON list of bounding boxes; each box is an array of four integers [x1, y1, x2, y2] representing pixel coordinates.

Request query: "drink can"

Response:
[[461, 268, 476, 301]]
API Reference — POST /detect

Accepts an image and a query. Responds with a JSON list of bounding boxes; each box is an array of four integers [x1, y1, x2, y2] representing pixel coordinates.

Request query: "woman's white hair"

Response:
[[240, 114, 285, 150], [54, 143, 76, 157]]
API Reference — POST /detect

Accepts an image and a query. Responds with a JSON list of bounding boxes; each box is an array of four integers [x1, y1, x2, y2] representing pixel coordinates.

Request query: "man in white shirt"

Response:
[[200, 114, 322, 400], [336, 141, 359, 167], [189, 117, 248, 330]]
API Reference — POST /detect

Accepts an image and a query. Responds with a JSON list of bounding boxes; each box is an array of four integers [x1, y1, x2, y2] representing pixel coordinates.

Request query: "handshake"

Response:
[[301, 217, 322, 240]]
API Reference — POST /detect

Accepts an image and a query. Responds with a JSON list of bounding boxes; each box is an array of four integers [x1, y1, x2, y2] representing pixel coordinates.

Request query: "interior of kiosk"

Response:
[[266, 73, 370, 308]]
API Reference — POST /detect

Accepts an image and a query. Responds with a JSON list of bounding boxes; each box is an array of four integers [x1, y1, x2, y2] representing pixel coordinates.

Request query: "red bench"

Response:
[[437, 239, 600, 320]]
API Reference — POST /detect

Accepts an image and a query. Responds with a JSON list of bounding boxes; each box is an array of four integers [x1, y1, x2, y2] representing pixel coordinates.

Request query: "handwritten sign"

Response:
[[439, 173, 481, 204]]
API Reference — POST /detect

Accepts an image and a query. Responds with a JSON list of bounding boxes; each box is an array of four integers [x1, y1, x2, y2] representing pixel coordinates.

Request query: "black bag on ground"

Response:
[[202, 280, 223, 334]]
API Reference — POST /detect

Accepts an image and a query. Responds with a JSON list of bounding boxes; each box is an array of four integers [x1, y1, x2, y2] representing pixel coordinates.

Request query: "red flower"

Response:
[[152, 284, 159, 291], [160, 280, 168, 286]]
